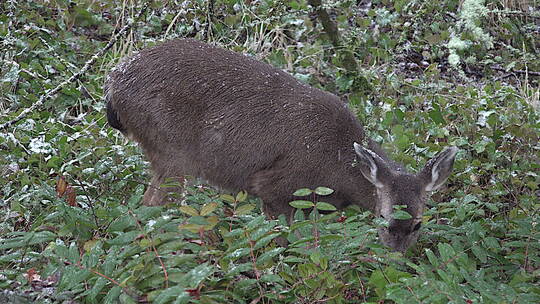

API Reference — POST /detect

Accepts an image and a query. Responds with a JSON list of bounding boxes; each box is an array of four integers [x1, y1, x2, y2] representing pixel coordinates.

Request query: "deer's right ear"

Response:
[[353, 142, 387, 188], [420, 146, 458, 192]]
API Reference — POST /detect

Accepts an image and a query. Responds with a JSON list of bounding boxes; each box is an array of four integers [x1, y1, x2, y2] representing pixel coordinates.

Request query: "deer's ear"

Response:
[[353, 142, 390, 188], [420, 146, 458, 192]]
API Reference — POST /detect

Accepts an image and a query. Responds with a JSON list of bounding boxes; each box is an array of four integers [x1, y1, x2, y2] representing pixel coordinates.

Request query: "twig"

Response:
[[0, 3, 148, 130], [204, 0, 215, 41], [491, 65, 540, 77], [307, 0, 358, 73]]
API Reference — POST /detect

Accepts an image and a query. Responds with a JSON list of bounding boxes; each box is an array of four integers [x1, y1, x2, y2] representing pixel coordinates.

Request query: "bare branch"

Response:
[[307, 0, 357, 73], [0, 3, 149, 130], [491, 65, 540, 77]]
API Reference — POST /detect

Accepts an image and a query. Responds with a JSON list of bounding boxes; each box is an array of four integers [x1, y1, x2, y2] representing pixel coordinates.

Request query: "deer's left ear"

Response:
[[419, 146, 458, 192], [353, 142, 391, 189]]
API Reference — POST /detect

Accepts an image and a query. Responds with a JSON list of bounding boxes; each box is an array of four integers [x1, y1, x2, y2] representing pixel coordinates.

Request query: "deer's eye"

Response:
[[413, 222, 422, 231]]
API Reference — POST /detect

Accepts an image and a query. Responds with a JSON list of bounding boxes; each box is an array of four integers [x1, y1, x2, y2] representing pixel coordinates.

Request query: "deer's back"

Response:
[[106, 39, 366, 191]]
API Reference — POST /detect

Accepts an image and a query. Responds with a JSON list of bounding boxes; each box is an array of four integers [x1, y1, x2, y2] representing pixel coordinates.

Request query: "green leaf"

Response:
[[437, 243, 455, 262], [314, 187, 334, 196], [429, 103, 445, 124], [200, 202, 218, 216], [221, 194, 236, 203], [183, 263, 214, 288], [107, 231, 140, 245], [260, 274, 284, 284], [256, 247, 285, 265], [254, 233, 281, 250], [309, 251, 323, 266], [152, 287, 189, 304], [471, 245, 488, 263], [225, 248, 251, 260], [0, 231, 56, 250], [315, 202, 337, 211], [246, 216, 266, 230], [235, 203, 255, 215], [179, 205, 199, 216], [235, 190, 248, 202], [293, 188, 312, 196], [368, 269, 388, 298], [425, 248, 439, 267], [103, 286, 122, 304], [393, 210, 412, 220], [289, 200, 315, 209], [290, 220, 312, 231]]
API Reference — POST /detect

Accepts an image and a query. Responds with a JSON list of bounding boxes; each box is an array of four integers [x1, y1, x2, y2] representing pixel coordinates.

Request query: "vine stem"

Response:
[[0, 3, 149, 130]]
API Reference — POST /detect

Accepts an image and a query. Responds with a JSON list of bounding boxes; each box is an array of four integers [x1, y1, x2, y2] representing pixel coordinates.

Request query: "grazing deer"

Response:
[[105, 39, 457, 252]]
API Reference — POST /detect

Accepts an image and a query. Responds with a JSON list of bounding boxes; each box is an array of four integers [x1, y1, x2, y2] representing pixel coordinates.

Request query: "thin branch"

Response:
[[491, 65, 540, 77], [204, 0, 215, 41], [308, 0, 340, 47], [307, 0, 358, 73], [0, 3, 148, 130]]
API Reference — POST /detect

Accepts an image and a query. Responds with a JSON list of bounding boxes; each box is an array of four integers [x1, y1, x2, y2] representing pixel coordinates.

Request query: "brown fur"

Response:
[[105, 39, 457, 251]]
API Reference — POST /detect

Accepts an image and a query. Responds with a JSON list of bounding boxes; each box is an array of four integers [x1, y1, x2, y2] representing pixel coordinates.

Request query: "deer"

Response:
[[105, 38, 458, 252]]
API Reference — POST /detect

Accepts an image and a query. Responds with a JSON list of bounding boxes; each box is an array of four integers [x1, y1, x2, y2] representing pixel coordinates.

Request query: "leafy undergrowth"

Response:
[[1, 0, 539, 303]]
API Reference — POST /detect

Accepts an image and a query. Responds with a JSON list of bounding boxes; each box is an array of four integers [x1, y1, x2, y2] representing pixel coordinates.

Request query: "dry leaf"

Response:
[[65, 186, 77, 206], [56, 176, 68, 197]]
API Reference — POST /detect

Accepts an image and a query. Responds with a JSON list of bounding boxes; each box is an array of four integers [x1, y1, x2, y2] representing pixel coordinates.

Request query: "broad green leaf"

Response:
[[179, 205, 199, 216], [151, 287, 189, 304], [225, 248, 251, 260], [437, 243, 455, 262], [103, 286, 122, 304], [315, 201, 336, 211], [250, 221, 277, 241], [471, 245, 488, 263], [235, 278, 258, 291], [368, 269, 387, 298], [256, 247, 286, 265], [293, 188, 312, 196], [246, 216, 266, 230], [393, 210, 412, 220], [425, 248, 439, 267], [260, 274, 284, 283], [226, 263, 253, 276], [235, 203, 255, 215], [184, 263, 214, 288], [107, 231, 140, 245], [200, 202, 218, 216], [0, 231, 57, 250], [235, 190, 248, 202], [429, 103, 445, 124], [179, 223, 203, 233], [283, 256, 306, 263], [220, 194, 235, 203], [254, 233, 281, 250], [289, 200, 314, 209], [204, 216, 219, 230], [314, 187, 334, 196], [290, 220, 312, 231]]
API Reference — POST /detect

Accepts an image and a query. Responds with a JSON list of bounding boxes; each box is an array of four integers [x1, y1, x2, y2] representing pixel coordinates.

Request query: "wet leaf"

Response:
[[293, 188, 312, 196], [179, 206, 199, 216], [314, 187, 334, 196], [289, 200, 314, 209]]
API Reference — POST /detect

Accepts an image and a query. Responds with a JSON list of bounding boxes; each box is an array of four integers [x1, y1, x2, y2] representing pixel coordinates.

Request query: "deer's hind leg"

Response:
[[142, 172, 186, 206], [248, 166, 297, 223], [142, 152, 186, 206]]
